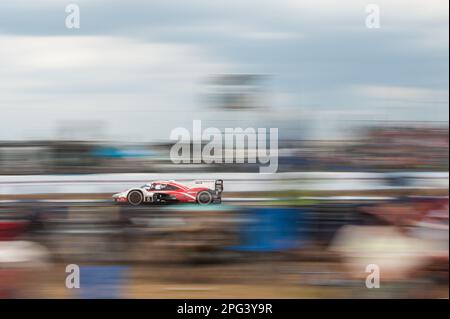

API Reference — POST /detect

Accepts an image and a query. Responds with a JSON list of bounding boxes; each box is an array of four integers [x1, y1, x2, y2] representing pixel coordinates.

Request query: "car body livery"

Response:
[[112, 179, 223, 206]]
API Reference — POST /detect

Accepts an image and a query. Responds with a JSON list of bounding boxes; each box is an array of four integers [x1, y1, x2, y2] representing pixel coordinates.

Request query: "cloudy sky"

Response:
[[0, 0, 448, 141]]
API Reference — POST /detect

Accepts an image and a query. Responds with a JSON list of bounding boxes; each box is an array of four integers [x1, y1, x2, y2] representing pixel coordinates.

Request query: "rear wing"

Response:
[[192, 179, 223, 193], [215, 179, 223, 193]]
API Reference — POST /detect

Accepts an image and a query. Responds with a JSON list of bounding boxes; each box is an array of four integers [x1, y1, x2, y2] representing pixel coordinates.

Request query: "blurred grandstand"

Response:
[[0, 125, 447, 175]]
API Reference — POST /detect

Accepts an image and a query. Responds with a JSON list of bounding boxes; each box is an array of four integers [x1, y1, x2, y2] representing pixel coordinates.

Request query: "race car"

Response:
[[112, 179, 223, 206]]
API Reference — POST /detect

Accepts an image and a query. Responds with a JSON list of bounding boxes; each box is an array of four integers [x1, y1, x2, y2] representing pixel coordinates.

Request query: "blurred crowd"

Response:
[[0, 125, 448, 175]]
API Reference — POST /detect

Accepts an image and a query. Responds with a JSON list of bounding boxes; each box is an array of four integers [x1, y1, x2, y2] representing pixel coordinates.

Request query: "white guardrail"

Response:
[[0, 172, 448, 195]]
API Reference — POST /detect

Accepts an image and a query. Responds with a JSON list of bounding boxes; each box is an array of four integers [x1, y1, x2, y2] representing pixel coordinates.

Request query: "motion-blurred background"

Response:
[[0, 0, 448, 298]]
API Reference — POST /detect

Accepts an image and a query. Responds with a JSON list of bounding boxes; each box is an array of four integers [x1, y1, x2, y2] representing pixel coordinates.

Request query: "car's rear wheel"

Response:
[[197, 191, 213, 205], [127, 190, 143, 206]]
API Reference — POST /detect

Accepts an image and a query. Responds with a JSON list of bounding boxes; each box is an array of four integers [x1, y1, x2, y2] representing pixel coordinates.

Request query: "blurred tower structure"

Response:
[[203, 74, 273, 132], [204, 74, 304, 142], [208, 74, 268, 111]]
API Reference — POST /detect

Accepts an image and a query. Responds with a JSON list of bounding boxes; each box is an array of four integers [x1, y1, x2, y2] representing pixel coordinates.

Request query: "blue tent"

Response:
[[230, 207, 309, 252], [78, 265, 127, 299]]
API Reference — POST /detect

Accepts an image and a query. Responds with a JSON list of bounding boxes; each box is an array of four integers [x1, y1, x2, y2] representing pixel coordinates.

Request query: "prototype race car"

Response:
[[112, 179, 223, 206]]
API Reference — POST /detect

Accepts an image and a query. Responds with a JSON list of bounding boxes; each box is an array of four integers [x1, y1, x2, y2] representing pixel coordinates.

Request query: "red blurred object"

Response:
[[113, 179, 223, 205], [0, 220, 28, 241]]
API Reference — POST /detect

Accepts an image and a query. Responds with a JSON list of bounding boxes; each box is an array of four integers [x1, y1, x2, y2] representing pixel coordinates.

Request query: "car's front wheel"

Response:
[[196, 191, 213, 205], [127, 190, 143, 206]]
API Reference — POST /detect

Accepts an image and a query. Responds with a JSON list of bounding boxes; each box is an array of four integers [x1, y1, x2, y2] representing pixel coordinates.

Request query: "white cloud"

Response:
[[354, 85, 449, 102], [0, 35, 230, 90], [0, 35, 232, 140]]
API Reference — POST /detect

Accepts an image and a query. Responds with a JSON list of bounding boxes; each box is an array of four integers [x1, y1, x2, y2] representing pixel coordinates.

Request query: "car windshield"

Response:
[[141, 183, 166, 190]]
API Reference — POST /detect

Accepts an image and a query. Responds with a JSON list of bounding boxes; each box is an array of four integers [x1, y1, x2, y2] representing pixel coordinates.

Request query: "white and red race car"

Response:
[[112, 179, 223, 206]]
